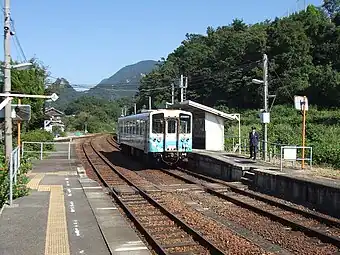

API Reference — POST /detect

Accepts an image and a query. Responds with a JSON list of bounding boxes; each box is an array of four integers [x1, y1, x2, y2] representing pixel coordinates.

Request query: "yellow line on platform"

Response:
[[44, 171, 77, 176], [26, 173, 45, 190], [45, 185, 70, 255], [38, 185, 51, 192]]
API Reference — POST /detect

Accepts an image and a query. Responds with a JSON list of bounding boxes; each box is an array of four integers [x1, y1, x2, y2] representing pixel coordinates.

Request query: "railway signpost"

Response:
[[294, 95, 308, 169]]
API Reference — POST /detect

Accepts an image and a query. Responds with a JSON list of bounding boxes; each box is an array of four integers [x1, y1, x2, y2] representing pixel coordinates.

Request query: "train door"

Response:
[[165, 118, 178, 151], [143, 119, 148, 152], [151, 113, 165, 152]]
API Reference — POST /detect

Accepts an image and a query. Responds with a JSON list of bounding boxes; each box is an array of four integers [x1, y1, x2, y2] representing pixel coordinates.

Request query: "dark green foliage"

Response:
[[45, 78, 81, 111], [134, 2, 340, 169], [63, 96, 130, 133], [10, 58, 49, 131], [0, 155, 32, 208], [21, 129, 55, 152]]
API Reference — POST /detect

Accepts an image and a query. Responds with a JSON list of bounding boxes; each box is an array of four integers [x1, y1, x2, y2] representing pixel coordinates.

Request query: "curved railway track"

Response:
[[103, 135, 340, 254], [82, 138, 226, 254]]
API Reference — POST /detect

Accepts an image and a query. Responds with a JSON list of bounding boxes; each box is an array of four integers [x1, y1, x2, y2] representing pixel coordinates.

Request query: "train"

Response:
[[117, 109, 192, 165]]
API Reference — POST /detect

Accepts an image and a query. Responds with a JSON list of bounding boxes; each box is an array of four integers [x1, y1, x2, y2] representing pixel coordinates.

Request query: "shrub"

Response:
[[21, 129, 55, 153], [226, 105, 340, 169]]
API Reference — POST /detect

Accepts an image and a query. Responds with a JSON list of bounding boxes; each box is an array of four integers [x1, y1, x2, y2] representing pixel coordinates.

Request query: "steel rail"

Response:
[[160, 168, 340, 248], [107, 136, 340, 248], [82, 138, 225, 254]]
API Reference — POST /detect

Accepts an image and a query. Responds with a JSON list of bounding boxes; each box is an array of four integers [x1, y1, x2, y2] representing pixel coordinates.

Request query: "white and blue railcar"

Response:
[[117, 109, 192, 165]]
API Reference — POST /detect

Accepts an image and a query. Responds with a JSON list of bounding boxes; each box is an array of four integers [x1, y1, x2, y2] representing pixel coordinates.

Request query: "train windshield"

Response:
[[152, 113, 164, 134], [167, 119, 177, 134], [179, 113, 191, 134]]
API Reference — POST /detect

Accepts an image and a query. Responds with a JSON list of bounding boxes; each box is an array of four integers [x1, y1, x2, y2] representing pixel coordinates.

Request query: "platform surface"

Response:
[[0, 149, 150, 255], [192, 149, 340, 188]]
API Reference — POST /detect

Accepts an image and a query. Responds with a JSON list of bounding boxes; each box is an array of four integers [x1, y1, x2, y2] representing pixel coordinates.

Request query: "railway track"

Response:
[[103, 135, 340, 254], [82, 138, 225, 254]]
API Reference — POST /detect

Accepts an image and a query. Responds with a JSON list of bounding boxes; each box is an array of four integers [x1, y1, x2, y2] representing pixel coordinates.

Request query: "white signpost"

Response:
[[0, 92, 59, 101], [0, 93, 59, 120], [294, 95, 308, 169]]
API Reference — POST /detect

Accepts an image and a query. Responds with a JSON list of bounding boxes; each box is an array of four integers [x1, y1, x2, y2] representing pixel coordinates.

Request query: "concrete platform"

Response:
[[188, 149, 340, 218], [0, 147, 151, 255]]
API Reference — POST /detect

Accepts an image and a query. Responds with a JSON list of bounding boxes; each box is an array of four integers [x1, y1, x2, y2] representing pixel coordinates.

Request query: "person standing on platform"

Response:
[[249, 127, 259, 160]]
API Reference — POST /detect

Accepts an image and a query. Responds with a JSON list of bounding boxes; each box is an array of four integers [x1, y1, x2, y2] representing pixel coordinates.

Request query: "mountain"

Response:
[[45, 78, 81, 111], [85, 60, 158, 100], [47, 60, 158, 109]]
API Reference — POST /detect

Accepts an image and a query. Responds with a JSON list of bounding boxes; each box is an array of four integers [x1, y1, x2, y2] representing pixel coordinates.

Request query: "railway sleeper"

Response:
[[161, 241, 199, 249]]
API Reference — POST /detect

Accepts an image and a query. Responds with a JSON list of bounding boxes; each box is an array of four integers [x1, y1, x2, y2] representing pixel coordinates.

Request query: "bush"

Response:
[[21, 129, 55, 153], [0, 154, 33, 208], [226, 105, 340, 169]]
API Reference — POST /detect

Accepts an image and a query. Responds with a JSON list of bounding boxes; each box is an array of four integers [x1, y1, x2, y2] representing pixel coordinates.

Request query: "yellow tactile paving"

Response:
[[38, 185, 51, 192], [44, 185, 70, 255], [26, 173, 45, 190], [44, 171, 77, 176]]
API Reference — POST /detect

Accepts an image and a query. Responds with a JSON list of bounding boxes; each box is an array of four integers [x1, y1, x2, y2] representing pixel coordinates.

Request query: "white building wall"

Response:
[[204, 112, 225, 151]]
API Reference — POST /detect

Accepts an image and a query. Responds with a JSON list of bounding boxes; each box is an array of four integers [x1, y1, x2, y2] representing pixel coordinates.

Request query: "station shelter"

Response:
[[170, 100, 240, 151]]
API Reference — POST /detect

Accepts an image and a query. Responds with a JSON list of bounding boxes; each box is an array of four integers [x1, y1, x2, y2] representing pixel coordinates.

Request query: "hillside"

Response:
[[45, 78, 81, 111], [136, 3, 340, 169], [85, 60, 158, 100]]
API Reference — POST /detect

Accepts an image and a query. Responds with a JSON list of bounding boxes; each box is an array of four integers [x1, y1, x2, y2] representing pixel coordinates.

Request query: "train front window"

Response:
[[179, 113, 191, 134], [167, 119, 176, 134], [152, 113, 164, 134]]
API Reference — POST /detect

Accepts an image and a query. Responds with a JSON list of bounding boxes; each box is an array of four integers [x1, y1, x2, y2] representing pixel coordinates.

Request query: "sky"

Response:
[[1, 0, 323, 90]]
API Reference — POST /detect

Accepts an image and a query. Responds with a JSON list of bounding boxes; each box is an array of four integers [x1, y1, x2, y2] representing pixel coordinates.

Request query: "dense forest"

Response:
[[132, 1, 340, 168]]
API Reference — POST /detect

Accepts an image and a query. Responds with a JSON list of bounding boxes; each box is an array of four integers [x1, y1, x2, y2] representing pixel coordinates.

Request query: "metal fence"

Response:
[[21, 141, 73, 160], [280, 146, 313, 171], [8, 146, 20, 206], [225, 136, 313, 169], [225, 136, 289, 162], [4, 141, 76, 206]]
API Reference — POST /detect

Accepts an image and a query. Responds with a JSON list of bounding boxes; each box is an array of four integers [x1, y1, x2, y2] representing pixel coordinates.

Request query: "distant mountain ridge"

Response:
[[47, 60, 158, 109], [86, 60, 158, 99]]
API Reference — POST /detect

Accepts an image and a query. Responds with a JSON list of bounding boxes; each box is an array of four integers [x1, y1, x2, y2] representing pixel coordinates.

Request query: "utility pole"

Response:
[[179, 75, 188, 102], [180, 75, 184, 102], [171, 82, 174, 105], [183, 77, 188, 101], [263, 54, 268, 161], [148, 96, 151, 110], [4, 0, 12, 159], [134, 103, 136, 114]]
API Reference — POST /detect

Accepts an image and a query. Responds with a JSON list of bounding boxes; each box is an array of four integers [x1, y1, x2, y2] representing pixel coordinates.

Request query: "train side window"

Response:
[[167, 119, 176, 134], [139, 120, 143, 135], [152, 113, 164, 134], [179, 113, 191, 133], [136, 120, 140, 135], [141, 120, 145, 135]]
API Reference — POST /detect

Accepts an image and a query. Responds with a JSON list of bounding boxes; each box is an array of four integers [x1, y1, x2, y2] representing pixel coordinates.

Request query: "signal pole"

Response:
[[4, 0, 13, 159], [179, 75, 188, 102], [171, 82, 174, 105], [180, 75, 184, 102], [263, 54, 269, 161]]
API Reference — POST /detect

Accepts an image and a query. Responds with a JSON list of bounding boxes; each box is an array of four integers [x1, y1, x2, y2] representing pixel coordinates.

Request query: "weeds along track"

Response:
[[82, 135, 273, 254], [104, 135, 340, 254]]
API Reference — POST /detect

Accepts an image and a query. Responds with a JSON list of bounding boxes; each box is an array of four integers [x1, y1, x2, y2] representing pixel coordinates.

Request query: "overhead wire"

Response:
[[0, 2, 27, 62]]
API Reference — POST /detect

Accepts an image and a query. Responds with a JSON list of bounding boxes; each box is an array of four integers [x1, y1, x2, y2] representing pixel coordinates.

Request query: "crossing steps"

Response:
[[240, 170, 255, 186]]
